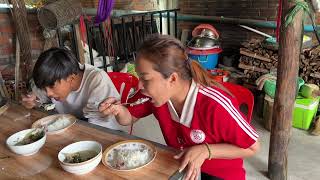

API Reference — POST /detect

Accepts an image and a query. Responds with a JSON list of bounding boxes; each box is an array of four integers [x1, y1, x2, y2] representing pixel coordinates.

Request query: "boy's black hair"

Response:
[[33, 47, 82, 89]]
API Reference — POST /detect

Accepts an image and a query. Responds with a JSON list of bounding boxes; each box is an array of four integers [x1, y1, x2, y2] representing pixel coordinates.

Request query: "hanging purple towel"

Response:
[[94, 0, 114, 25]]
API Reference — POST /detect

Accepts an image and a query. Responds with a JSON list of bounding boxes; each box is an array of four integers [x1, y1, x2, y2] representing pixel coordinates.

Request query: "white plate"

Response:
[[32, 114, 77, 135], [102, 140, 157, 171]]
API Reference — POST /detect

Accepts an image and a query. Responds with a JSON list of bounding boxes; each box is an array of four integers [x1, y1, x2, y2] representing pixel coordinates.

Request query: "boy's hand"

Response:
[[21, 93, 37, 109], [99, 97, 122, 116]]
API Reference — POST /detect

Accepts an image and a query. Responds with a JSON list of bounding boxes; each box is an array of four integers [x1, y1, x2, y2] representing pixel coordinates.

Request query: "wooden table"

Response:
[[0, 103, 179, 179]]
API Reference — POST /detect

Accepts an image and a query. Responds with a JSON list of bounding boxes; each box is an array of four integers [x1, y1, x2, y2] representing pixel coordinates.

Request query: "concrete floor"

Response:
[[132, 115, 320, 180]]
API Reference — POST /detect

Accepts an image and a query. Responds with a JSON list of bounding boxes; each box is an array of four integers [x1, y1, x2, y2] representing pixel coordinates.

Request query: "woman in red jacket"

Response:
[[99, 35, 260, 180]]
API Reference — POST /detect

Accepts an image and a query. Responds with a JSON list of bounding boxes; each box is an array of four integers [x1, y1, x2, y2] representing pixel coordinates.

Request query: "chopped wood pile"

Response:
[[239, 39, 278, 83], [239, 39, 320, 86], [300, 49, 320, 85]]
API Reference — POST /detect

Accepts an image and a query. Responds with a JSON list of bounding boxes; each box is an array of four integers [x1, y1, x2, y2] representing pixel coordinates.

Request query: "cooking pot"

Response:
[[192, 24, 220, 39], [187, 36, 220, 50], [199, 29, 218, 39]]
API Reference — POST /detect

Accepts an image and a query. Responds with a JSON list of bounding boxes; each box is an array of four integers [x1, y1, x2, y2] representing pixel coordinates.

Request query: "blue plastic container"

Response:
[[187, 48, 222, 70], [188, 53, 218, 69]]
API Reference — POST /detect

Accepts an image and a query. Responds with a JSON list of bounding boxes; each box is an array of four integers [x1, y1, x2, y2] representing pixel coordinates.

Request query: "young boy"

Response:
[[22, 47, 123, 130]]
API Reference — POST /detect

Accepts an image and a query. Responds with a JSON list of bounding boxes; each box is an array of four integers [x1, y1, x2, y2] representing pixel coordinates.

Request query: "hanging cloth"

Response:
[[79, 15, 87, 46], [104, 18, 115, 60], [94, 0, 115, 25]]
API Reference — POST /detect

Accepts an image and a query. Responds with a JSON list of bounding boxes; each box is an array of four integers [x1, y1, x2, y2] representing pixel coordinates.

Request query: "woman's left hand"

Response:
[[174, 144, 208, 180]]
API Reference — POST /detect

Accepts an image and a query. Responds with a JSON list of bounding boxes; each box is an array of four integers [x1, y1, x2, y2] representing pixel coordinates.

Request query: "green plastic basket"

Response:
[[263, 77, 304, 98], [293, 95, 320, 130]]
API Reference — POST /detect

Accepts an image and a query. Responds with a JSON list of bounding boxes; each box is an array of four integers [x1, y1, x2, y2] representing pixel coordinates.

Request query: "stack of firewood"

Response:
[[238, 39, 278, 83], [300, 49, 320, 85], [239, 39, 320, 86]]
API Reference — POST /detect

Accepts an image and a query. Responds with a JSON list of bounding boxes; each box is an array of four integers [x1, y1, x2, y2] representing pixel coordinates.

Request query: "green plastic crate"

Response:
[[292, 96, 320, 130], [263, 77, 304, 98], [263, 95, 319, 130]]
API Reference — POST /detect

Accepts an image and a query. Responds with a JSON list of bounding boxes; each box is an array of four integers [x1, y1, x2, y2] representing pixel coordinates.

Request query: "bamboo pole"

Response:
[[268, 0, 303, 179], [15, 37, 20, 101], [74, 24, 85, 64], [10, 0, 33, 83]]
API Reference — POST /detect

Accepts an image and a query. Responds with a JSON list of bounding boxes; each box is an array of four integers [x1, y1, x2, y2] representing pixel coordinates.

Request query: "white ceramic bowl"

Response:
[[58, 141, 102, 175], [6, 128, 46, 156]]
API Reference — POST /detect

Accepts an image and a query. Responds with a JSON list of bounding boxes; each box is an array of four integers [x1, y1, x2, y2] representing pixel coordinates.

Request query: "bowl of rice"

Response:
[[102, 140, 157, 171], [32, 114, 77, 135]]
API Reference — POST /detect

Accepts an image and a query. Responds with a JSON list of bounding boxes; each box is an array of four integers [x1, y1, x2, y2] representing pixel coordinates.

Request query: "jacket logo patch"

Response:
[[190, 129, 205, 144]]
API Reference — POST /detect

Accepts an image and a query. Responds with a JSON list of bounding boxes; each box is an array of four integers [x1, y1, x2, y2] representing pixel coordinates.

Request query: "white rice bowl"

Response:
[[103, 140, 156, 171], [32, 114, 77, 135], [112, 148, 149, 169], [47, 116, 71, 132]]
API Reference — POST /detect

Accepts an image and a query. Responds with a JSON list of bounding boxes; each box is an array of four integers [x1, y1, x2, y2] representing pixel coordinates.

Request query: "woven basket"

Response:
[[4, 80, 27, 100], [38, 0, 82, 29]]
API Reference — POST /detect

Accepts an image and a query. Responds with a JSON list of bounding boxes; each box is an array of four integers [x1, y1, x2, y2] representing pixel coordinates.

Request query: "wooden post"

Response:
[[15, 37, 20, 101], [268, 1, 303, 180], [74, 24, 85, 64], [10, 0, 33, 83]]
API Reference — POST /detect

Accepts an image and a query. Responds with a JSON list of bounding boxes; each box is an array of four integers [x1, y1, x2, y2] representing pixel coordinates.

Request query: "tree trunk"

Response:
[[268, 0, 303, 180], [10, 0, 33, 82]]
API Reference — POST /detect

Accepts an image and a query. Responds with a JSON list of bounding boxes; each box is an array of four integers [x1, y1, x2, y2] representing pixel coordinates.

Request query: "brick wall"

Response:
[[0, 12, 43, 80], [178, 0, 280, 52], [178, 0, 319, 54], [179, 0, 278, 20]]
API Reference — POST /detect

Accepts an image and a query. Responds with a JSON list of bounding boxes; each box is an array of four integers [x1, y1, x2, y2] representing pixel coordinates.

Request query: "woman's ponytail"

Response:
[[189, 60, 233, 96]]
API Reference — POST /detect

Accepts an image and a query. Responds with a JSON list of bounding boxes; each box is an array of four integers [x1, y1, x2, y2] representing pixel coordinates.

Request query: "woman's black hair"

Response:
[[32, 47, 82, 89]]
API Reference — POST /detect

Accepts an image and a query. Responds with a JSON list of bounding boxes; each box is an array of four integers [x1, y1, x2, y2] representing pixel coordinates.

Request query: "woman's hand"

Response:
[[21, 93, 37, 109], [98, 97, 136, 126], [98, 97, 122, 116], [174, 144, 208, 180]]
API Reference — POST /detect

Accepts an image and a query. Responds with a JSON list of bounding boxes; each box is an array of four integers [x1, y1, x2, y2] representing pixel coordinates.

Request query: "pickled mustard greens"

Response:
[[64, 150, 98, 164], [15, 129, 45, 146]]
